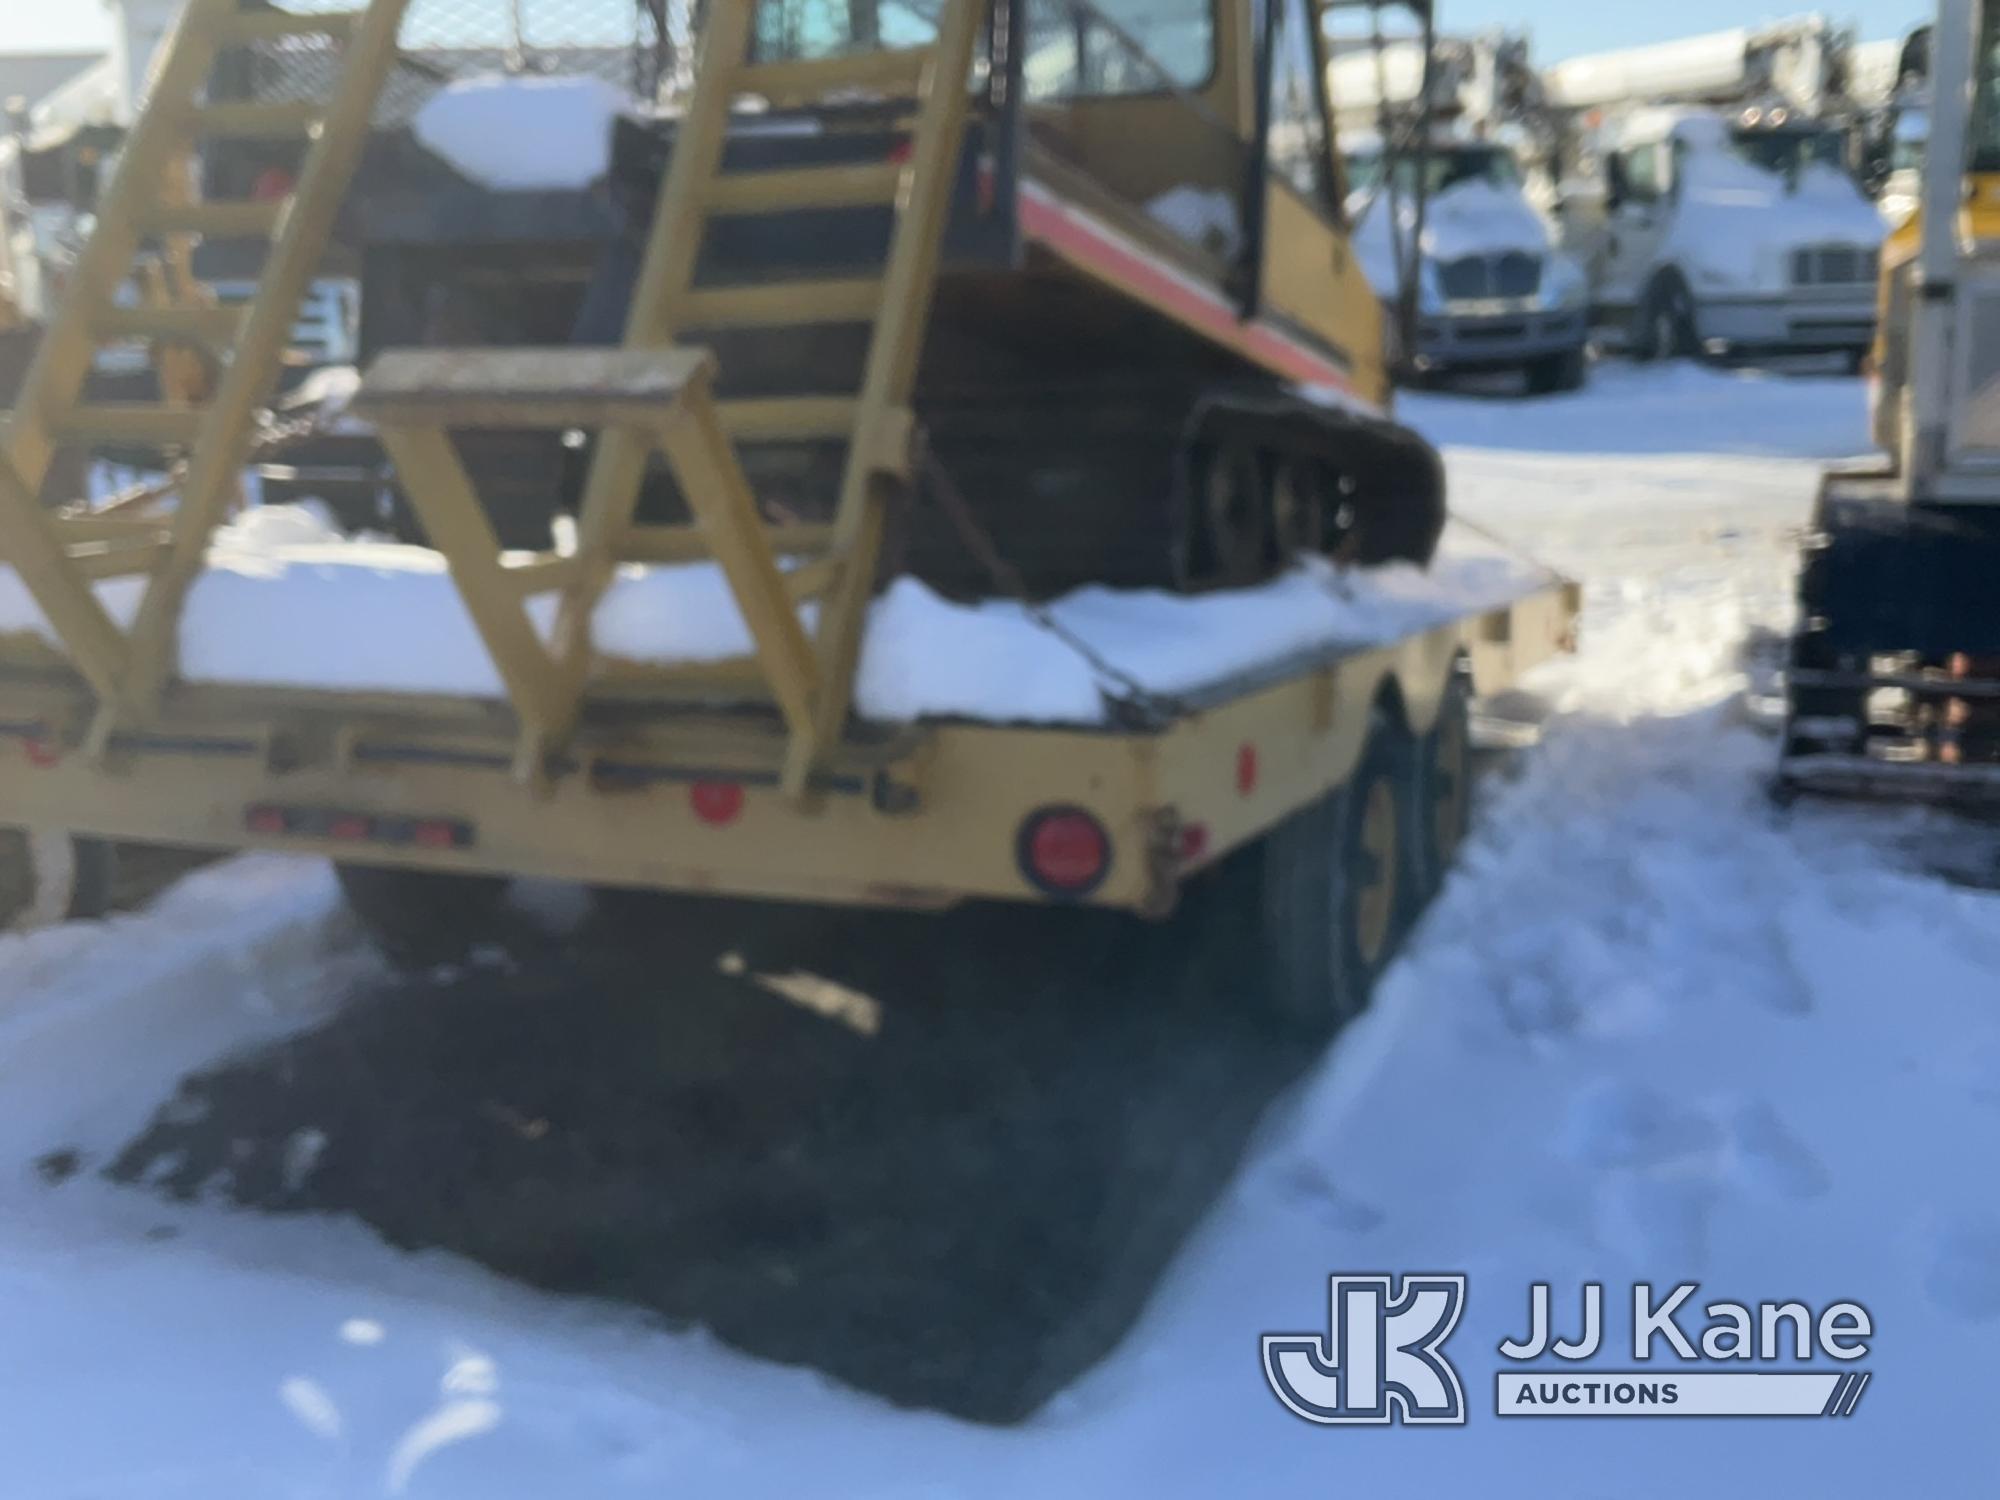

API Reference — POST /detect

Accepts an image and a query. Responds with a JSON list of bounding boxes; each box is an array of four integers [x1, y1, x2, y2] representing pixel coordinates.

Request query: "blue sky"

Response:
[[0, 1, 1933, 62]]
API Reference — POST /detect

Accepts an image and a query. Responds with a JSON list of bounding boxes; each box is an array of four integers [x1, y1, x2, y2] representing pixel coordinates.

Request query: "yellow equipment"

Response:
[[0, 0, 1577, 1027], [1781, 0, 2000, 803]]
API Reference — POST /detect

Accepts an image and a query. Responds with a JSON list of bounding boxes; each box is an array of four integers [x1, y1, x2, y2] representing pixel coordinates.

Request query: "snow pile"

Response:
[[852, 554, 1535, 722], [1145, 186, 1243, 260], [0, 504, 1546, 723], [411, 75, 626, 191]]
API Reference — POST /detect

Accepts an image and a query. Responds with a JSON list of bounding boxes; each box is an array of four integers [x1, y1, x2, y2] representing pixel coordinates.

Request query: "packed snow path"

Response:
[[0, 363, 1994, 1494]]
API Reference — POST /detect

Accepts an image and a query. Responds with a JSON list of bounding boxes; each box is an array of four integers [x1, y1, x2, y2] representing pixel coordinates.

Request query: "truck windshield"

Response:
[[753, 0, 947, 58], [1727, 127, 1847, 180], [751, 0, 1218, 98], [1020, 0, 1217, 98], [1347, 144, 1522, 197]]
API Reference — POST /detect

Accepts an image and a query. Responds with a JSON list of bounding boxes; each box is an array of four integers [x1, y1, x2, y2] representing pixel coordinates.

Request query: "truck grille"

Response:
[[1790, 245, 1880, 286], [1437, 252, 1543, 301]]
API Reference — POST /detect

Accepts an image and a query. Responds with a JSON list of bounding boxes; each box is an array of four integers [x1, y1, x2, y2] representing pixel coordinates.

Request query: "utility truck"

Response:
[[0, 0, 1576, 1027], [1543, 17, 1886, 366], [1847, 27, 1931, 223], [1332, 33, 1590, 391], [1779, 0, 2000, 805]]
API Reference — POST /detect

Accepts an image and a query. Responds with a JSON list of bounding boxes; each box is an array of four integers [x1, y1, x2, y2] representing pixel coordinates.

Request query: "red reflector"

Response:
[[1178, 822, 1211, 864], [1019, 807, 1110, 897], [23, 736, 59, 769], [327, 814, 371, 841], [413, 820, 459, 851], [1236, 742, 1259, 796], [690, 781, 745, 826], [246, 806, 286, 836], [887, 140, 915, 166], [251, 166, 295, 201]]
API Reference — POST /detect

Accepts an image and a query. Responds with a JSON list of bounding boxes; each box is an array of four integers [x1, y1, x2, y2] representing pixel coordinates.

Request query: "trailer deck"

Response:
[[0, 531, 1577, 914]]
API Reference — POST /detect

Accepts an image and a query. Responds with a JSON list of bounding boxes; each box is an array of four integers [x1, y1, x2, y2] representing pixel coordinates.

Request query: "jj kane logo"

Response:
[[1264, 1276, 1873, 1425], [1262, 1274, 1469, 1425]]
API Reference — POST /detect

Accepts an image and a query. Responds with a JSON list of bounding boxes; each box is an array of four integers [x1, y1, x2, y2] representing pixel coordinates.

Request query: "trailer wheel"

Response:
[[335, 863, 510, 970], [1249, 711, 1416, 1033], [1409, 665, 1475, 906], [0, 831, 115, 932]]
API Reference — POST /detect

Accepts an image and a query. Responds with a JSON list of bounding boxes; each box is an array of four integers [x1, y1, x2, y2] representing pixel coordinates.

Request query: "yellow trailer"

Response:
[[0, 0, 1577, 1026]]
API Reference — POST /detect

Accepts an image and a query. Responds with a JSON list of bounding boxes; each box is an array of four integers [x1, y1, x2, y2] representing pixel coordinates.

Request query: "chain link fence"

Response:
[[232, 0, 690, 119]]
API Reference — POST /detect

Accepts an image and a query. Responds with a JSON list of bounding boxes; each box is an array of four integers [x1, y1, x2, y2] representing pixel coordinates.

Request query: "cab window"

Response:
[[753, 0, 942, 59], [1266, 0, 1333, 209], [1021, 0, 1216, 100], [1614, 142, 1664, 205]]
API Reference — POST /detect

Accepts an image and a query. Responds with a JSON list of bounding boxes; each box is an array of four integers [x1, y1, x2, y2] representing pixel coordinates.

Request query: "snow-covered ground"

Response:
[[3, 362, 1996, 1495]]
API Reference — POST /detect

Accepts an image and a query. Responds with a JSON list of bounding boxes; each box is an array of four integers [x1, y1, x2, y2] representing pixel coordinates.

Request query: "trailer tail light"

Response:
[[245, 805, 474, 851], [689, 780, 746, 826], [1017, 806, 1111, 899]]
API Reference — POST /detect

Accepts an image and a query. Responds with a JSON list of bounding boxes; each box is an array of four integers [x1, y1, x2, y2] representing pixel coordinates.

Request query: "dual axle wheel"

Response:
[[1173, 667, 1475, 1034]]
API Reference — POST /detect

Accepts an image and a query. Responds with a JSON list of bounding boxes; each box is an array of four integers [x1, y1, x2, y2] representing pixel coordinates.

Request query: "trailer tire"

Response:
[[1408, 665, 1475, 906], [336, 863, 510, 970], [1231, 710, 1415, 1034], [0, 831, 116, 932]]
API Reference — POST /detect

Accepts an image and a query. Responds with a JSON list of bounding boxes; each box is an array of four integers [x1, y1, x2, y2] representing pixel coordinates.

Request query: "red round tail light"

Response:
[[1017, 806, 1111, 898]]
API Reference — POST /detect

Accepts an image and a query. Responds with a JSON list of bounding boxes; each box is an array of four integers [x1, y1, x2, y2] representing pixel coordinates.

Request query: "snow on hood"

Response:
[[1671, 148, 1884, 283], [1349, 176, 1552, 295], [412, 75, 627, 192]]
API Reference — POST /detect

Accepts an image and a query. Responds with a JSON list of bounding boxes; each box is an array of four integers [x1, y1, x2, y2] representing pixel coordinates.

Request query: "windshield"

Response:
[[753, 0, 946, 59], [1346, 144, 1522, 198], [1727, 127, 1847, 180], [751, 0, 1217, 98]]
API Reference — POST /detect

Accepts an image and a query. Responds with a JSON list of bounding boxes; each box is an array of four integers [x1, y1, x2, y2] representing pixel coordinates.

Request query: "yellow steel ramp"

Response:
[[0, 0, 413, 744], [356, 0, 984, 800]]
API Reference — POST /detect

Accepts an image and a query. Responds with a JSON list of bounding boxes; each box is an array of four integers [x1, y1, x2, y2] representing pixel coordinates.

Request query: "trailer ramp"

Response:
[[0, 0, 986, 803]]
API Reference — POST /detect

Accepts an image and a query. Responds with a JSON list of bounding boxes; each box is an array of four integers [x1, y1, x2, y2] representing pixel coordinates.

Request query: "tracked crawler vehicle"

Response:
[[223, 0, 1447, 595]]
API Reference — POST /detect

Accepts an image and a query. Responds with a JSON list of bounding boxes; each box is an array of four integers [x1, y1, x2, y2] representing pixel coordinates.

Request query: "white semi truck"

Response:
[[1542, 17, 1887, 367], [1331, 33, 1590, 390]]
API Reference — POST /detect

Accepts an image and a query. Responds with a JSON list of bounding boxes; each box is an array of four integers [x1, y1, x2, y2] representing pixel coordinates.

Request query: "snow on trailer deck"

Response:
[[1, 365, 1996, 1495], [0, 503, 1548, 726]]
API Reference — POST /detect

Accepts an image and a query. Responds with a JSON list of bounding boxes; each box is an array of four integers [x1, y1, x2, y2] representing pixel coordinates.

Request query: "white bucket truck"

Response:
[[1332, 33, 1591, 390], [1543, 18, 1887, 367]]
